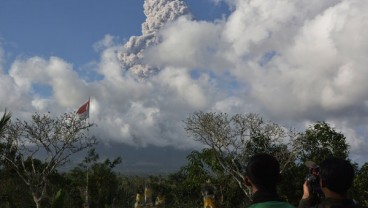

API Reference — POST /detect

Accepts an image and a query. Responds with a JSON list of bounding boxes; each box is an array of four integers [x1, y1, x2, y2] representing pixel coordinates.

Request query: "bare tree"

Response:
[[184, 111, 297, 200], [0, 112, 97, 208]]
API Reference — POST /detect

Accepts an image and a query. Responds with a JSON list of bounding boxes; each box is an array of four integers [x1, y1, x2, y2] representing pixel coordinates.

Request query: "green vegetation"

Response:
[[0, 110, 367, 207]]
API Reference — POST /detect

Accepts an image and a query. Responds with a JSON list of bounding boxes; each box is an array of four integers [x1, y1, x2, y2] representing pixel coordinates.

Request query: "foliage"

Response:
[[115, 175, 145, 207], [51, 189, 65, 208], [352, 162, 368, 206], [270, 121, 351, 204], [0, 112, 97, 208], [170, 149, 245, 207], [277, 162, 305, 204], [183, 112, 365, 206], [66, 148, 122, 208], [0, 110, 367, 207], [184, 111, 296, 200], [0, 167, 34, 207], [164, 167, 204, 207], [0, 109, 11, 135], [294, 121, 349, 164]]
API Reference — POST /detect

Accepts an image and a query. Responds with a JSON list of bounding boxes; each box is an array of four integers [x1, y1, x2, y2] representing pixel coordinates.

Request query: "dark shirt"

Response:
[[299, 197, 362, 208]]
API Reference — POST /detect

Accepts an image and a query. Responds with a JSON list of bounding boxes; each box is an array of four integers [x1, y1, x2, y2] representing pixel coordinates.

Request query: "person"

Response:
[[134, 190, 144, 208], [245, 153, 294, 208], [144, 182, 153, 207], [299, 157, 362, 208], [155, 191, 165, 208], [201, 179, 217, 208]]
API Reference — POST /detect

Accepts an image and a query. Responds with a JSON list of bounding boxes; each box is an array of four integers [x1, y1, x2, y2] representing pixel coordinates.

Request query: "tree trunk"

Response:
[[32, 194, 41, 208]]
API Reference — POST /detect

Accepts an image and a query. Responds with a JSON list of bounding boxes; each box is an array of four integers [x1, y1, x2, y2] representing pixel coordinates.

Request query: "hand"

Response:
[[302, 181, 310, 199]]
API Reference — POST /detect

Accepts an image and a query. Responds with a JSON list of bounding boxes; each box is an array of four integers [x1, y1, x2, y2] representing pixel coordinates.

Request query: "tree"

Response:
[[352, 163, 368, 206], [164, 150, 213, 208], [0, 112, 97, 208], [87, 152, 122, 208], [278, 121, 351, 204], [0, 109, 11, 135], [293, 121, 349, 164], [67, 148, 122, 208], [184, 111, 296, 200], [171, 149, 245, 208]]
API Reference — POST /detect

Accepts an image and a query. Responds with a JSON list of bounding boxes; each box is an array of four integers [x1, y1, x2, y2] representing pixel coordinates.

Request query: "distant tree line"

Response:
[[0, 111, 367, 207]]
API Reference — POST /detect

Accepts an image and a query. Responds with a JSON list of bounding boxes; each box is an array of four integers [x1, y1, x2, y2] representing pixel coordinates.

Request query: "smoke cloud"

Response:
[[119, 0, 190, 78]]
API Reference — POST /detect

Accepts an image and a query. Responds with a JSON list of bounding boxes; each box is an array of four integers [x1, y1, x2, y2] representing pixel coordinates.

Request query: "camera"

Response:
[[305, 161, 323, 204]]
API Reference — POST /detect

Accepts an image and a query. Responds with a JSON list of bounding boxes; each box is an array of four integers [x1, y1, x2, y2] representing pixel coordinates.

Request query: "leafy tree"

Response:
[[164, 150, 212, 207], [114, 175, 142, 207], [0, 109, 12, 171], [62, 170, 86, 208], [277, 160, 305, 205], [0, 112, 97, 208], [164, 171, 202, 208], [280, 121, 351, 205], [0, 109, 15, 206], [294, 121, 349, 164], [118, 175, 149, 207], [174, 149, 245, 208], [184, 111, 296, 200], [89, 157, 122, 207], [352, 163, 368, 206], [67, 148, 122, 208], [0, 165, 33, 207], [51, 189, 66, 208], [181, 149, 217, 186]]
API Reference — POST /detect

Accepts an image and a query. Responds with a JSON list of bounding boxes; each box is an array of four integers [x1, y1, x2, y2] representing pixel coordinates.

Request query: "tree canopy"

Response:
[[184, 111, 361, 205], [0, 112, 97, 208], [184, 111, 296, 199], [0, 110, 367, 207]]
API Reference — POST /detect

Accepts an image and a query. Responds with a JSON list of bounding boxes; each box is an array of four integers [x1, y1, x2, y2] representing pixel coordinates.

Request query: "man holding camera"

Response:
[[299, 157, 363, 208]]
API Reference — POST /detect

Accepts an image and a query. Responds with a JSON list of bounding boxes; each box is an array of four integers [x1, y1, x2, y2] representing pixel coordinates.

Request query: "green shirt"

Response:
[[249, 201, 295, 208]]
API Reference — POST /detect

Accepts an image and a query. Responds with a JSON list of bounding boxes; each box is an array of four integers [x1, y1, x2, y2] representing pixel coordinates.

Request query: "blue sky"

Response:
[[1, 0, 144, 68], [0, 0, 229, 70], [1, 0, 368, 167]]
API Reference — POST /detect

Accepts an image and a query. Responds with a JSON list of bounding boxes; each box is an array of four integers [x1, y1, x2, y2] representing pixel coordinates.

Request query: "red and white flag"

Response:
[[76, 99, 90, 120]]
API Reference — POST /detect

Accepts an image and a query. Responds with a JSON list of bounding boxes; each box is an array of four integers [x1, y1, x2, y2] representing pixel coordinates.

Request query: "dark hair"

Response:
[[246, 153, 280, 192], [319, 157, 355, 194]]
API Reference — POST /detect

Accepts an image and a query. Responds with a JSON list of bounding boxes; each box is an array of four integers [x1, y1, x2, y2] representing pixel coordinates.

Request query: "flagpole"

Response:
[[84, 97, 90, 208], [85, 167, 89, 208]]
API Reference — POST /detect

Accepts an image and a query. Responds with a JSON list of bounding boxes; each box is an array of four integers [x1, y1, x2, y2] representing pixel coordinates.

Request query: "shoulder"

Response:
[[319, 198, 365, 208], [298, 198, 317, 208]]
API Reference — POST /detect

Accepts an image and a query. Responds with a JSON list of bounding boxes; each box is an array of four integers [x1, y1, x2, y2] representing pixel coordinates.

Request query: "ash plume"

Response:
[[119, 0, 190, 78]]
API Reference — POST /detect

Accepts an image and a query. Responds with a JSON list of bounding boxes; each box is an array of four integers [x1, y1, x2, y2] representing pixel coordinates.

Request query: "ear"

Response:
[[244, 176, 252, 187]]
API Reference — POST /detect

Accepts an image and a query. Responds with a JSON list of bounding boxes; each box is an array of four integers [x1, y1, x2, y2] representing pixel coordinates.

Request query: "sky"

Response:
[[1, 0, 368, 168]]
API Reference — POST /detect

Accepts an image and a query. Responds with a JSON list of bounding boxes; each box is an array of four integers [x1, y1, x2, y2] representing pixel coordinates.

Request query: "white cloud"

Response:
[[153, 67, 210, 109], [0, 74, 27, 110], [93, 34, 120, 52], [31, 97, 51, 111], [141, 0, 368, 161], [145, 17, 231, 71], [1, 0, 368, 164], [8, 56, 88, 108]]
